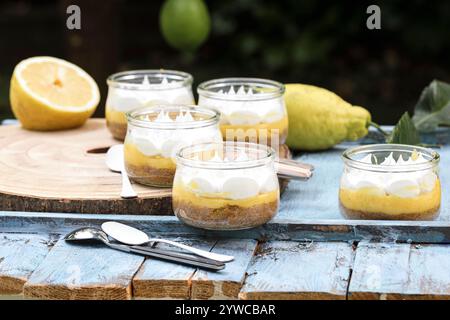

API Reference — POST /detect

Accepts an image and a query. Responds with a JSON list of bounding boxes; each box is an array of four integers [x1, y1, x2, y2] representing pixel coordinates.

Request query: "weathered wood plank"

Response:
[[191, 239, 257, 300], [23, 239, 145, 300], [1, 211, 450, 244], [0, 233, 55, 294], [349, 242, 450, 299], [406, 245, 450, 299], [348, 242, 410, 300], [239, 241, 353, 300], [281, 147, 346, 221], [133, 239, 216, 299]]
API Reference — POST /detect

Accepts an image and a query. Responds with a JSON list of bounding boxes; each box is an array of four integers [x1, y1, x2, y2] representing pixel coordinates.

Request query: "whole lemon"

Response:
[[285, 84, 371, 151], [160, 0, 211, 52]]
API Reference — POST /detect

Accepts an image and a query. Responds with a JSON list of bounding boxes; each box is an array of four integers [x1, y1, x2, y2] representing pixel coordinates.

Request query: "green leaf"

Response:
[[412, 80, 450, 132], [388, 112, 421, 145]]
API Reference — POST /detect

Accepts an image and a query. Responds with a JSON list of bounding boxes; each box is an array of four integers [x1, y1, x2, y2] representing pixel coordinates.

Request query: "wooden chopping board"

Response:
[[0, 119, 291, 215]]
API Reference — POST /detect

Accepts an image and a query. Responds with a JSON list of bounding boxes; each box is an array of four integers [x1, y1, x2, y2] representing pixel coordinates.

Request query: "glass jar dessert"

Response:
[[197, 78, 288, 146], [339, 144, 441, 220], [173, 142, 280, 230], [124, 106, 222, 187], [106, 70, 194, 140]]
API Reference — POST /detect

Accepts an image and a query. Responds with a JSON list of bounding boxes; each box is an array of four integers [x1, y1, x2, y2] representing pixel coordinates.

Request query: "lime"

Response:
[[160, 0, 211, 52]]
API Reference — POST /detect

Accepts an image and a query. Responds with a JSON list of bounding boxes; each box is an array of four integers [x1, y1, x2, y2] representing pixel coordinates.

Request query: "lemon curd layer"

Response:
[[124, 143, 176, 170], [106, 107, 127, 125], [220, 116, 288, 138], [173, 183, 279, 209], [339, 180, 441, 216]]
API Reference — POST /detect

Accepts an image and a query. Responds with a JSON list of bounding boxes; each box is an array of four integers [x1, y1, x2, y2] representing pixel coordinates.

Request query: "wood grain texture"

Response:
[[1, 211, 450, 244], [0, 119, 172, 215], [133, 239, 216, 299], [239, 241, 353, 300], [0, 120, 290, 215], [191, 239, 258, 300], [349, 242, 450, 300], [23, 239, 145, 300], [280, 147, 346, 221], [0, 233, 54, 294]]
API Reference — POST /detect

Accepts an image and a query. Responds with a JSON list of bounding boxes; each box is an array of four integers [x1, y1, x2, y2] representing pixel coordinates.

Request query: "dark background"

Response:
[[0, 0, 449, 124]]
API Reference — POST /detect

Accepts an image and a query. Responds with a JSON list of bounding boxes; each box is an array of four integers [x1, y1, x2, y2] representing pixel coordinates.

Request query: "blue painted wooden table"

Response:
[[1, 124, 450, 299]]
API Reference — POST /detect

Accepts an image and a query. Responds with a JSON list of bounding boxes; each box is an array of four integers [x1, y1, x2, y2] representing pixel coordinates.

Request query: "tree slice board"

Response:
[[0, 119, 291, 215]]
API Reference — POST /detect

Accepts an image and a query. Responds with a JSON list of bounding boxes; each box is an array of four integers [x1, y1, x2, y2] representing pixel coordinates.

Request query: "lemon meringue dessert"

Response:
[[172, 142, 280, 230], [197, 78, 288, 146], [339, 144, 441, 220], [106, 70, 194, 140], [124, 106, 222, 187]]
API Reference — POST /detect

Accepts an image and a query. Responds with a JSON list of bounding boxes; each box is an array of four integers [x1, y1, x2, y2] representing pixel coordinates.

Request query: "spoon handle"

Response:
[[120, 167, 138, 199], [147, 238, 234, 263], [130, 246, 225, 269], [106, 242, 224, 271], [277, 158, 314, 171], [276, 161, 313, 180]]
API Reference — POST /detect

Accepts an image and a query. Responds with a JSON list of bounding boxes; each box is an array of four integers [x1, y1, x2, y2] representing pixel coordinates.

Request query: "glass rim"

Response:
[[197, 77, 285, 101], [126, 105, 220, 130], [342, 144, 440, 172], [176, 142, 276, 169], [107, 69, 193, 91]]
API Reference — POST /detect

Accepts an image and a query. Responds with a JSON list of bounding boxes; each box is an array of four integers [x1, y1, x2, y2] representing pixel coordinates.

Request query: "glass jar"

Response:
[[197, 78, 288, 147], [124, 106, 222, 188], [340, 144, 441, 220], [173, 142, 280, 230], [106, 70, 194, 140]]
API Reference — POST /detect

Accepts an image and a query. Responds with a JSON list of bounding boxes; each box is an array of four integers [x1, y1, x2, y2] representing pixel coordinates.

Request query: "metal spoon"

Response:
[[105, 145, 138, 199], [64, 227, 225, 271], [101, 221, 234, 263]]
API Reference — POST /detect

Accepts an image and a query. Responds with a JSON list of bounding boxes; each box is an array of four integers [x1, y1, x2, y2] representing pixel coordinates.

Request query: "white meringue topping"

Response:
[[343, 151, 437, 198], [180, 150, 278, 198], [227, 110, 262, 126], [222, 176, 260, 200], [188, 177, 218, 194], [160, 139, 179, 158], [380, 152, 396, 165], [107, 79, 194, 113], [134, 137, 160, 156], [198, 90, 285, 125], [360, 153, 374, 164], [385, 179, 421, 198]]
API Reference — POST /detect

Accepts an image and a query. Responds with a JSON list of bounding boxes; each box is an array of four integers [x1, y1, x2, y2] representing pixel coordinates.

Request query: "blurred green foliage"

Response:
[[0, 74, 10, 119], [207, 0, 450, 72], [199, 0, 450, 123], [1, 0, 450, 124]]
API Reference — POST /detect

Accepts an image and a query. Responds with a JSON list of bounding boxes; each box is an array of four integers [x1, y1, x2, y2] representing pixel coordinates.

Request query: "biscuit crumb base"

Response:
[[339, 202, 440, 221], [127, 164, 175, 187], [107, 120, 127, 141], [173, 198, 279, 230]]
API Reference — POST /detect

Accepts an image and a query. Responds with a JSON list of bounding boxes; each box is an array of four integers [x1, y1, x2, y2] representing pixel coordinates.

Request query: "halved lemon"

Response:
[[10, 56, 100, 131]]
